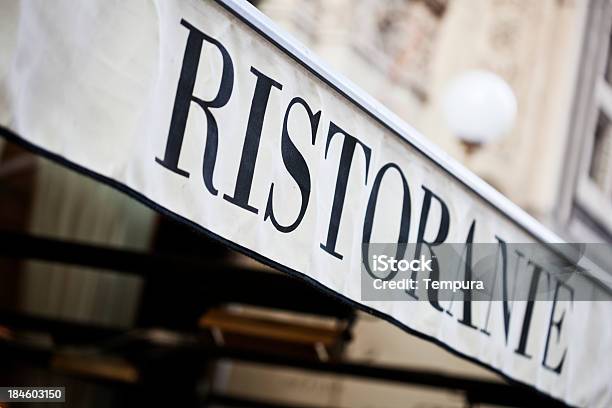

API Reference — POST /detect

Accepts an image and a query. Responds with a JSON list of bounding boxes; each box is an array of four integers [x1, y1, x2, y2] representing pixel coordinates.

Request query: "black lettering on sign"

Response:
[[514, 260, 548, 359], [224, 67, 283, 213], [154, 19, 572, 377], [362, 163, 411, 280], [265, 97, 321, 233], [406, 186, 450, 310], [542, 281, 573, 374], [156, 19, 234, 196], [320, 123, 371, 260]]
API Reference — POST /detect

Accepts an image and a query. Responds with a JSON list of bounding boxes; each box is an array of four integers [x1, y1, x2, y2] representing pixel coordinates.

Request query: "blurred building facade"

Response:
[[258, 0, 612, 244]]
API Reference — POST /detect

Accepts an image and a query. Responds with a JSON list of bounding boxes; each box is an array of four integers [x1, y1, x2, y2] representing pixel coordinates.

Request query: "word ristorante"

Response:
[[153, 19, 572, 377]]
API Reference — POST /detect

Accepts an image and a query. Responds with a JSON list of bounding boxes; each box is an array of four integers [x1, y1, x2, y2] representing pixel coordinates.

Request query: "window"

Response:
[[589, 111, 612, 190], [558, 0, 612, 241]]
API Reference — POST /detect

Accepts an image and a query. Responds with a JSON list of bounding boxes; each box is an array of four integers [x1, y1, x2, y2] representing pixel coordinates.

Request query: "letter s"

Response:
[[265, 97, 321, 233]]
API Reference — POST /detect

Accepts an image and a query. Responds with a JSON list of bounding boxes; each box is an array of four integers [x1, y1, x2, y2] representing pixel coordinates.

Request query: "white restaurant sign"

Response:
[[1, 1, 611, 406]]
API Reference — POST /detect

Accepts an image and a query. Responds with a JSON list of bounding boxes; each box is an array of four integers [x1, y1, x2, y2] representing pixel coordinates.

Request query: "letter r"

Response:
[[156, 19, 234, 195]]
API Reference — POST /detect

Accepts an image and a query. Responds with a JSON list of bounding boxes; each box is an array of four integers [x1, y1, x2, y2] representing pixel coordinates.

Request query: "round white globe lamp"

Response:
[[442, 70, 517, 154]]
